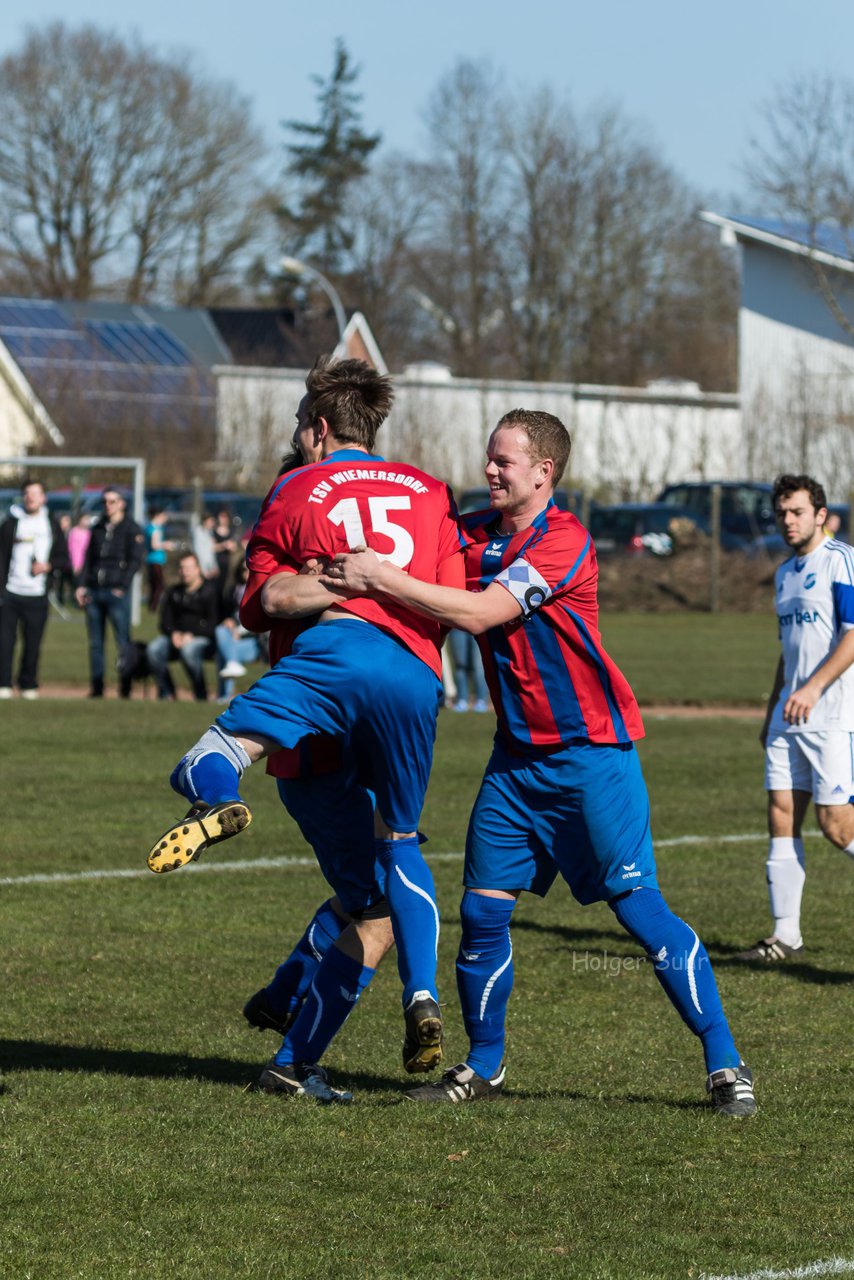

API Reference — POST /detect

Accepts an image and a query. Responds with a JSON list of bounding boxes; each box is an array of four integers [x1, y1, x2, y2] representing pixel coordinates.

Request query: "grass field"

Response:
[[2, 616, 853, 1280], [33, 606, 780, 706]]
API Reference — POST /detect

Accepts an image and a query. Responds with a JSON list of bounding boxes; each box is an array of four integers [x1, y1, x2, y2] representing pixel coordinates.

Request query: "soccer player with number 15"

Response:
[[146, 356, 466, 1080]]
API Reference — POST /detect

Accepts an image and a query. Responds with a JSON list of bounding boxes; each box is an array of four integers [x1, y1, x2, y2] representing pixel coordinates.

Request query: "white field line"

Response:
[[0, 850, 463, 888], [0, 830, 826, 889], [701, 1258, 854, 1280]]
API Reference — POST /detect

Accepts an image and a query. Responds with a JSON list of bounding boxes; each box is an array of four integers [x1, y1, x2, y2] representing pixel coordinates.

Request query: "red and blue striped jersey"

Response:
[[464, 503, 644, 749]]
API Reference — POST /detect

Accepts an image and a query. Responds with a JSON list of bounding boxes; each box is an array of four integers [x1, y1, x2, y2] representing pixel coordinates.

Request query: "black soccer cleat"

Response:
[[257, 1059, 352, 1105], [147, 800, 252, 874], [405, 1062, 506, 1104], [402, 993, 444, 1074], [734, 936, 804, 963], [243, 988, 298, 1038], [706, 1063, 757, 1117]]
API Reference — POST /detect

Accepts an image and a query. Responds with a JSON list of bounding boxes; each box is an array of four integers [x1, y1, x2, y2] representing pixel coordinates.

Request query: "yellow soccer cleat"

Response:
[[147, 800, 252, 874]]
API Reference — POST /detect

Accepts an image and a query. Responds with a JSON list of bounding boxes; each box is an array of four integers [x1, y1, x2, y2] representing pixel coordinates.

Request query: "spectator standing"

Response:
[[67, 512, 91, 593], [53, 513, 75, 604], [75, 488, 145, 698], [145, 509, 175, 612], [0, 480, 69, 700], [213, 508, 238, 615], [192, 512, 220, 582], [448, 628, 490, 712], [147, 552, 219, 701]]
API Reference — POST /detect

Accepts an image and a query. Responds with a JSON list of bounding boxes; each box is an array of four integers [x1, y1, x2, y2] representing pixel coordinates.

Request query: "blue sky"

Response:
[[0, 0, 850, 204]]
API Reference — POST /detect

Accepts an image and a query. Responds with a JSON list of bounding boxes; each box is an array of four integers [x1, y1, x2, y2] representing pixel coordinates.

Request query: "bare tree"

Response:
[[0, 22, 269, 303], [408, 60, 511, 375], [352, 67, 735, 387], [342, 154, 437, 367]]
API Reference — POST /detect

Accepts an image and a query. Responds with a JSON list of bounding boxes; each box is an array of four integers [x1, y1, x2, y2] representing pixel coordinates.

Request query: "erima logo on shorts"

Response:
[[621, 861, 641, 879]]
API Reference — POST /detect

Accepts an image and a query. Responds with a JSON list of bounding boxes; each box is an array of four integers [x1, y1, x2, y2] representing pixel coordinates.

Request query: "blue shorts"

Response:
[[465, 737, 658, 905], [217, 619, 442, 831], [277, 768, 384, 917]]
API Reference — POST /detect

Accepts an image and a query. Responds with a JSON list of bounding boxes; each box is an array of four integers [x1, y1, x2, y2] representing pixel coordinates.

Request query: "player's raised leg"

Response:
[[147, 724, 265, 873]]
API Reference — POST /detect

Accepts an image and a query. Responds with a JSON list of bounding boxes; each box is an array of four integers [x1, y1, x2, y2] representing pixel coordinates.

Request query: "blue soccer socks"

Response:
[[375, 836, 440, 1007], [170, 726, 251, 806], [609, 886, 740, 1073], [456, 891, 516, 1080], [265, 898, 348, 1019], [274, 943, 375, 1067]]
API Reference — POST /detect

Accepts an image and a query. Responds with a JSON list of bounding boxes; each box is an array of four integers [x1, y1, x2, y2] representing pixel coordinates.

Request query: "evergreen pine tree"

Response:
[[279, 40, 381, 275]]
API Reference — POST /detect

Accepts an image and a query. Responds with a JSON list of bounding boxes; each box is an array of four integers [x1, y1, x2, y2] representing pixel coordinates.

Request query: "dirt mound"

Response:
[[597, 547, 779, 613]]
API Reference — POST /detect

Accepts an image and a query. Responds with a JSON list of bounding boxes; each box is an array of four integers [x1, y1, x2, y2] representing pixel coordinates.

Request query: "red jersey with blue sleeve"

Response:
[[248, 448, 466, 679], [464, 502, 644, 749]]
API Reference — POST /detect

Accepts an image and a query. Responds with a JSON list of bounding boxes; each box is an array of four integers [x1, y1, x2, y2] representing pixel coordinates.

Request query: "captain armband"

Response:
[[494, 557, 552, 618]]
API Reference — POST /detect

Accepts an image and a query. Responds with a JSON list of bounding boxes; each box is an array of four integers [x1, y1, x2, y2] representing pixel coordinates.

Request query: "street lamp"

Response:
[[280, 256, 348, 357]]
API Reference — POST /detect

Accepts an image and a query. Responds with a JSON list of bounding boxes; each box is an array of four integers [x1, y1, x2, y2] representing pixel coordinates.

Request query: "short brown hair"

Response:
[[494, 409, 571, 485], [772, 473, 827, 514], [304, 355, 394, 451]]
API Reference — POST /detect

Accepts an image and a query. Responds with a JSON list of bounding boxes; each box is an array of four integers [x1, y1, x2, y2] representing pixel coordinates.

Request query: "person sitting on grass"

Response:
[[146, 552, 219, 702]]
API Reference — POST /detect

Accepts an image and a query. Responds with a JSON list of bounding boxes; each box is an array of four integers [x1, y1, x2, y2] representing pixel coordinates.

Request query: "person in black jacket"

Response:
[[146, 551, 219, 701], [75, 488, 145, 698], [0, 480, 70, 699]]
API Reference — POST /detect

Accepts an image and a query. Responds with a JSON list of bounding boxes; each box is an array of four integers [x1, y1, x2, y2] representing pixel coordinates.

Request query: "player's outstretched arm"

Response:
[[322, 547, 520, 634]]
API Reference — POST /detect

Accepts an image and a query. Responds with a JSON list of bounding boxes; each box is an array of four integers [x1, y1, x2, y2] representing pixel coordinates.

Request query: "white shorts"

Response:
[[765, 730, 854, 805]]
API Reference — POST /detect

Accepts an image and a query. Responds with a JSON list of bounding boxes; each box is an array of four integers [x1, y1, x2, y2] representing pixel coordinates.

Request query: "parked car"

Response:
[[656, 481, 777, 550], [200, 491, 263, 539], [588, 503, 704, 557]]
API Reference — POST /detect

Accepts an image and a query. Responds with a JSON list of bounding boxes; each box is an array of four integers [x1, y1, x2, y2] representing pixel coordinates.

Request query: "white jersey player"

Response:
[[739, 475, 854, 963]]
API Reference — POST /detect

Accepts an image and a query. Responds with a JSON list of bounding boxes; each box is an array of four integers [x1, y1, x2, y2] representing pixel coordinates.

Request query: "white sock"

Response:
[[765, 836, 805, 947]]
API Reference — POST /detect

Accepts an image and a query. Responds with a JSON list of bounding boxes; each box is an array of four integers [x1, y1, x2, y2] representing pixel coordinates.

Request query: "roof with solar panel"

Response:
[[0, 296, 386, 461], [0, 298, 226, 441]]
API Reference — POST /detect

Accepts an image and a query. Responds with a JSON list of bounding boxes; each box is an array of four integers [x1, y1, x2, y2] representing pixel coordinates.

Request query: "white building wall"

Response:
[[215, 365, 741, 500], [739, 240, 854, 492], [0, 341, 63, 466]]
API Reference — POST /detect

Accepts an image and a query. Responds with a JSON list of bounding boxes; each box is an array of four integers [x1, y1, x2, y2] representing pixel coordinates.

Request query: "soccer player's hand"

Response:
[[299, 558, 327, 576], [783, 683, 819, 725], [322, 547, 385, 594]]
